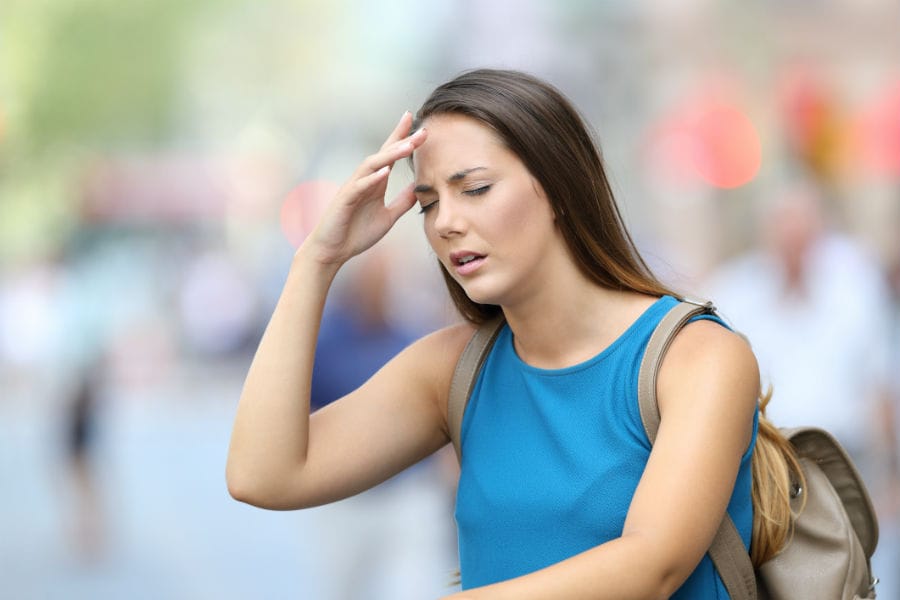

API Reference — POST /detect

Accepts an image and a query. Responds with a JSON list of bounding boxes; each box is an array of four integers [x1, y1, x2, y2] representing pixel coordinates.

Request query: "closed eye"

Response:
[[464, 185, 491, 196], [419, 184, 490, 213]]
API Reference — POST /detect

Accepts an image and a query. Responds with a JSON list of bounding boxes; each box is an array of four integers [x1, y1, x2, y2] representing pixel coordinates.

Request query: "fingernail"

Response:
[[401, 110, 411, 120]]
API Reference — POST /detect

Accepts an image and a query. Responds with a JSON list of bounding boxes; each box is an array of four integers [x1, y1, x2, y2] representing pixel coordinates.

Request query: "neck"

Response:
[[502, 281, 657, 370]]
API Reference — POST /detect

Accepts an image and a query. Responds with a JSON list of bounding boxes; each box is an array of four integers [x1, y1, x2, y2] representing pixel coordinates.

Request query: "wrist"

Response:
[[291, 241, 344, 283]]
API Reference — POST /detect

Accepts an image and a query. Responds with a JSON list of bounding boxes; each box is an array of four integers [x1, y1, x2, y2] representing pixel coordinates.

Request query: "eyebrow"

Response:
[[413, 167, 488, 194]]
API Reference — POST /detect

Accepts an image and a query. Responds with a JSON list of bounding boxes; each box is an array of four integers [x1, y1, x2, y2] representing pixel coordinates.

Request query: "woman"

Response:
[[226, 69, 761, 598]]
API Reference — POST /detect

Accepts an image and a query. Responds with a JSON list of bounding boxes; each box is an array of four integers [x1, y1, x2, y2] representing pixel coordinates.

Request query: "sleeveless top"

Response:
[[455, 295, 758, 597]]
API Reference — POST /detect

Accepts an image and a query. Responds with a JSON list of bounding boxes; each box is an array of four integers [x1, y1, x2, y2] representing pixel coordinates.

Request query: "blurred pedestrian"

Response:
[[302, 247, 456, 600], [63, 357, 107, 562]]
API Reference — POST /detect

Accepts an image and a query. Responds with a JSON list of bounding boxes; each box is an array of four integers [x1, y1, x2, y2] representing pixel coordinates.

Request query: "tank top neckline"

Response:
[[504, 295, 674, 376]]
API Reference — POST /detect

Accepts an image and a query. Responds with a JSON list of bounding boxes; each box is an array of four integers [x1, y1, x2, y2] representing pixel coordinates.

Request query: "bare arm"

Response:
[[226, 112, 456, 510], [443, 321, 759, 599]]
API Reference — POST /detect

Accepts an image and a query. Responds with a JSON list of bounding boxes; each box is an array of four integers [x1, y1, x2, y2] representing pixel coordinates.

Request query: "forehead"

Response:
[[413, 114, 510, 178]]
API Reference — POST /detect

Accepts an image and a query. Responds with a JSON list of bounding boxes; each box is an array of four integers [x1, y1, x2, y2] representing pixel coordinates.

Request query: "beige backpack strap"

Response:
[[708, 520, 758, 600], [637, 299, 757, 600], [637, 299, 714, 444], [447, 316, 506, 463]]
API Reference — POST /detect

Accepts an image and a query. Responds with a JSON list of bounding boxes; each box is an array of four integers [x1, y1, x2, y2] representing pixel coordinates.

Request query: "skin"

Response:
[[226, 111, 760, 599]]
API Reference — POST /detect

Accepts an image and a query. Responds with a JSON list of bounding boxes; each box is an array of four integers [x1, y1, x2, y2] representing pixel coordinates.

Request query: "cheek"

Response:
[[502, 191, 554, 237], [506, 206, 535, 230]]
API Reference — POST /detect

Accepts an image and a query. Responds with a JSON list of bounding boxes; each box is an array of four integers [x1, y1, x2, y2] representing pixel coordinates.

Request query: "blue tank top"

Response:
[[455, 295, 758, 597]]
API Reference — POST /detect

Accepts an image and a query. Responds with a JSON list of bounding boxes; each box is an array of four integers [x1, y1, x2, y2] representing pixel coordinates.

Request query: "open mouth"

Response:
[[455, 254, 482, 266], [450, 252, 486, 275]]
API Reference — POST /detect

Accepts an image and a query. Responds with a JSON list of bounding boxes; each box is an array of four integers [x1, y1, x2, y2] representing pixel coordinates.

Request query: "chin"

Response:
[[459, 279, 507, 307]]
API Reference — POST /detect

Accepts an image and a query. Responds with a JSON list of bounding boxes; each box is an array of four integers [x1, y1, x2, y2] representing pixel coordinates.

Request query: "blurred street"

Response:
[[1, 360, 331, 600]]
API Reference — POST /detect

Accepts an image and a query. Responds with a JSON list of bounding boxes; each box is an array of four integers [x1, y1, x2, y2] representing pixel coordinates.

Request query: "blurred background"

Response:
[[1, 0, 899, 598]]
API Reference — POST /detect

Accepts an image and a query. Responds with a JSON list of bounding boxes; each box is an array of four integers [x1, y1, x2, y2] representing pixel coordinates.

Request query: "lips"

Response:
[[449, 250, 486, 276]]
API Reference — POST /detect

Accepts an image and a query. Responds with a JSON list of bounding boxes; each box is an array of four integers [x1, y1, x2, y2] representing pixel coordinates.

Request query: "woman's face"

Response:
[[412, 114, 569, 308]]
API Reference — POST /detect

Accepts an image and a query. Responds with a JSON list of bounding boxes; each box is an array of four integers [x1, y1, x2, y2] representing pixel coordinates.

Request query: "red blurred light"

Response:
[[691, 105, 762, 189], [644, 101, 762, 190], [857, 82, 900, 177], [279, 180, 339, 247]]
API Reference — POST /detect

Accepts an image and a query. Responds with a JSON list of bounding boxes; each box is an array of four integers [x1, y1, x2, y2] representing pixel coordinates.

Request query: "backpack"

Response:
[[447, 299, 880, 599]]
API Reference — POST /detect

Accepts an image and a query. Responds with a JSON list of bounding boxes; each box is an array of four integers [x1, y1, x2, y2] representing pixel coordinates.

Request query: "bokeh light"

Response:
[[279, 179, 339, 248], [778, 70, 851, 182], [856, 81, 900, 178], [691, 104, 762, 189], [644, 100, 761, 190]]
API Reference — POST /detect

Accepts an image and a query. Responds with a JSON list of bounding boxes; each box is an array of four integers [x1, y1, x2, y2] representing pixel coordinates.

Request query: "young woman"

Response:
[[226, 69, 761, 599]]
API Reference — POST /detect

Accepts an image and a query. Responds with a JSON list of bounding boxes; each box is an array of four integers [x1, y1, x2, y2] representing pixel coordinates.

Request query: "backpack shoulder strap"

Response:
[[637, 299, 715, 444], [447, 316, 506, 463], [637, 299, 758, 600]]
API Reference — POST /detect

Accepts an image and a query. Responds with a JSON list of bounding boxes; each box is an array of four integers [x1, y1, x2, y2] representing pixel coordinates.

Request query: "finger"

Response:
[[385, 183, 418, 223], [356, 127, 428, 177], [350, 165, 392, 198], [380, 111, 414, 150]]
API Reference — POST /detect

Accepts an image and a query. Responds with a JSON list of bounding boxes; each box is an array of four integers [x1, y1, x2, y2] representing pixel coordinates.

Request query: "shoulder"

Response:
[[394, 321, 479, 421], [657, 318, 760, 416], [404, 320, 477, 365], [664, 317, 757, 373], [654, 317, 759, 456]]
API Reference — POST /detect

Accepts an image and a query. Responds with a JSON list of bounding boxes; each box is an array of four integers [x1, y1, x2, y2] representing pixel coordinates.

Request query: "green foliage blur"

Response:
[[0, 0, 219, 260]]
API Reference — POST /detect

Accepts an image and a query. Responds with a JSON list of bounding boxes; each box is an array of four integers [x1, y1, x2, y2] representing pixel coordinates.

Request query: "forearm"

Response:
[[225, 112, 424, 508], [226, 243, 340, 503], [445, 535, 677, 600]]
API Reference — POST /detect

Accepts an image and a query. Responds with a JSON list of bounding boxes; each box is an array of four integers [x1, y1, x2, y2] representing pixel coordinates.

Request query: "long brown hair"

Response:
[[750, 387, 807, 565], [413, 68, 674, 324]]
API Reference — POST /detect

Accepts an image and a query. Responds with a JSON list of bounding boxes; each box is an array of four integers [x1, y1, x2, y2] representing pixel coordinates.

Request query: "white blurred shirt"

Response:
[[705, 233, 893, 455]]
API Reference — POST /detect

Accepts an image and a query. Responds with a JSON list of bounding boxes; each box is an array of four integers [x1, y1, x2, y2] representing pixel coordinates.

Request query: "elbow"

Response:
[[226, 465, 261, 506], [224, 444, 272, 506], [225, 462, 311, 510], [226, 471, 283, 509], [225, 460, 277, 508]]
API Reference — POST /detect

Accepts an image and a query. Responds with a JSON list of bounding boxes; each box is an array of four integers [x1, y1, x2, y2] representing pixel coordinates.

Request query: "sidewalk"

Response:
[[0, 363, 319, 600]]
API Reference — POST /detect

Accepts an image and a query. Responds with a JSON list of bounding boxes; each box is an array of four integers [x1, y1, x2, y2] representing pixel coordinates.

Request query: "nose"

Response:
[[432, 196, 466, 239]]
